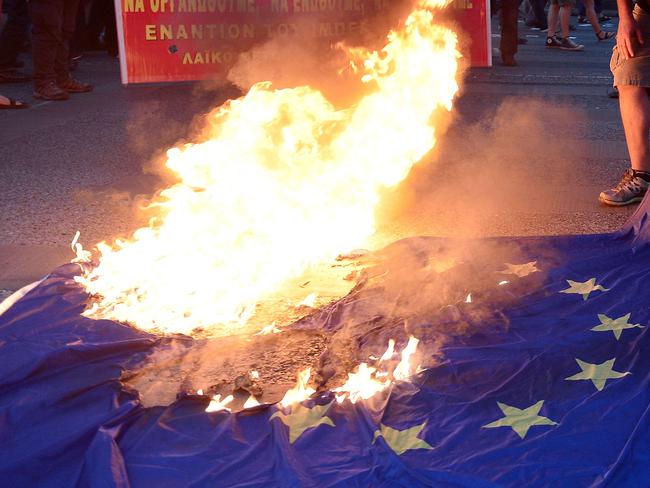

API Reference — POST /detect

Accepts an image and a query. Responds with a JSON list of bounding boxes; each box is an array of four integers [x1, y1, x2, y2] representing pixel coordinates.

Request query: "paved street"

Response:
[[0, 15, 637, 293]]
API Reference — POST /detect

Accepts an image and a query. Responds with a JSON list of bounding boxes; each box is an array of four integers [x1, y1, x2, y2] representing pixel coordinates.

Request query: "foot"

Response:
[[599, 169, 650, 206], [0, 69, 31, 83], [577, 15, 589, 24], [546, 35, 563, 48], [559, 37, 584, 51], [33, 81, 69, 101], [501, 54, 518, 66], [599, 13, 612, 21], [57, 77, 93, 93], [607, 86, 619, 99], [596, 30, 615, 41], [0, 94, 29, 109]]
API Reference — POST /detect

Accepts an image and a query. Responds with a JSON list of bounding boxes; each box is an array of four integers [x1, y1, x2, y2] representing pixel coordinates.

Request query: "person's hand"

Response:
[[617, 17, 644, 59]]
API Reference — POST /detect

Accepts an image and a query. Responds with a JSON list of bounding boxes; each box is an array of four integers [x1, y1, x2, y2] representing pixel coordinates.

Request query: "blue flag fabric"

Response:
[[2, 200, 650, 487]]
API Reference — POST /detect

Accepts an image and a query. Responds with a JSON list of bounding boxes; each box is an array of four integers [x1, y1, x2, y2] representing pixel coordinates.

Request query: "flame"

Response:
[[71, 231, 91, 264], [255, 323, 282, 335], [334, 363, 387, 404], [334, 336, 420, 404], [205, 393, 234, 412], [297, 293, 317, 308], [243, 395, 261, 409], [76, 0, 460, 334], [393, 336, 419, 380], [279, 367, 316, 407], [379, 338, 395, 362]]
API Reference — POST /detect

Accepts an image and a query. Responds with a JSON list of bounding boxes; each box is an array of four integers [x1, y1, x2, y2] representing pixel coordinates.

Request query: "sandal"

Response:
[[0, 96, 29, 109], [596, 30, 615, 41]]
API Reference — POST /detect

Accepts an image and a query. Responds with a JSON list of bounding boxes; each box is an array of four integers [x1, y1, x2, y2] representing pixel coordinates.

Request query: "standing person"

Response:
[[29, 0, 93, 100], [546, 0, 585, 51], [500, 0, 520, 66], [600, 0, 650, 205], [0, 0, 31, 82]]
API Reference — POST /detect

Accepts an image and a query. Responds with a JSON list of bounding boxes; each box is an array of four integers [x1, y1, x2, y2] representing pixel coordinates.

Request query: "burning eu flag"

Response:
[[2, 198, 650, 487]]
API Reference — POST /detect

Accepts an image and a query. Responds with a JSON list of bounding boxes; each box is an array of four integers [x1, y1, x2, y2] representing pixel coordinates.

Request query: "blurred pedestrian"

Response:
[[500, 0, 520, 65], [525, 0, 548, 30], [29, 0, 93, 100], [546, 0, 585, 50], [70, 0, 118, 63], [0, 0, 31, 82], [581, 0, 615, 41], [578, 0, 611, 23], [600, 0, 650, 205]]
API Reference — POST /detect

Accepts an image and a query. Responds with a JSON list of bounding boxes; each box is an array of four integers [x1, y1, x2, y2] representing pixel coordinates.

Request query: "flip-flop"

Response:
[[0, 97, 29, 109]]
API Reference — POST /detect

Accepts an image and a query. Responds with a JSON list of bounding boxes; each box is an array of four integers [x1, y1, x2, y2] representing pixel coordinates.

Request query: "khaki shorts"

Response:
[[610, 5, 650, 87]]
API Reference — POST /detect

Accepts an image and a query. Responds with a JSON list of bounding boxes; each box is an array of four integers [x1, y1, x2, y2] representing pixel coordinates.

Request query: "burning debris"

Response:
[[121, 237, 550, 411]]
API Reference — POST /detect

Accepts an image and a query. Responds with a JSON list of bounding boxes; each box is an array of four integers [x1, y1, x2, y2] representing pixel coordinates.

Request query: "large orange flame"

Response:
[[76, 0, 460, 334]]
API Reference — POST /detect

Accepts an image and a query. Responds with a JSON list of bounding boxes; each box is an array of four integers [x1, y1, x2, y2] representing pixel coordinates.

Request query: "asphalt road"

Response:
[[0, 16, 636, 293]]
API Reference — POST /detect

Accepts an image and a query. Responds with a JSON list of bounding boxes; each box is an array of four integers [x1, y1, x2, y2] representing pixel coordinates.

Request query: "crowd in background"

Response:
[[0, 0, 620, 108], [495, 0, 616, 66], [0, 0, 117, 108]]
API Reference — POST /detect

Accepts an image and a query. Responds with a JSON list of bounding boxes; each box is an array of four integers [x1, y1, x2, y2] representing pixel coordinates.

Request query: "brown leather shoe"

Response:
[[33, 81, 69, 101], [57, 77, 93, 93]]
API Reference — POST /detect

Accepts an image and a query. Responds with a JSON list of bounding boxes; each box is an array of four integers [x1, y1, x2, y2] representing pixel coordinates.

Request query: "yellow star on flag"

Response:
[[565, 358, 630, 391], [591, 313, 644, 340], [501, 261, 540, 278], [373, 421, 434, 455], [270, 402, 335, 444], [482, 400, 557, 439], [560, 278, 609, 300]]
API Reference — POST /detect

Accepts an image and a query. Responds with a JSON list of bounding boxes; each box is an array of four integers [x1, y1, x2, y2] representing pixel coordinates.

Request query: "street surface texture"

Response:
[[0, 16, 635, 293]]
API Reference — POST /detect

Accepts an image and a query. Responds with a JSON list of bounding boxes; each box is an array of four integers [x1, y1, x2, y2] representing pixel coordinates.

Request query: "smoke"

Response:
[[376, 98, 597, 240]]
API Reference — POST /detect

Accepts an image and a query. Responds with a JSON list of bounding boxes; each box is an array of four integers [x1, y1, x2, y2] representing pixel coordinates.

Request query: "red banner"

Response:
[[115, 0, 491, 84], [451, 0, 491, 67]]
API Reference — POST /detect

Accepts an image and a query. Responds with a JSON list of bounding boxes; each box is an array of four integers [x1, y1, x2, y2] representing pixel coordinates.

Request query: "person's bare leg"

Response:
[[548, 3, 560, 37], [619, 85, 650, 171], [583, 0, 603, 35], [560, 5, 571, 38]]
